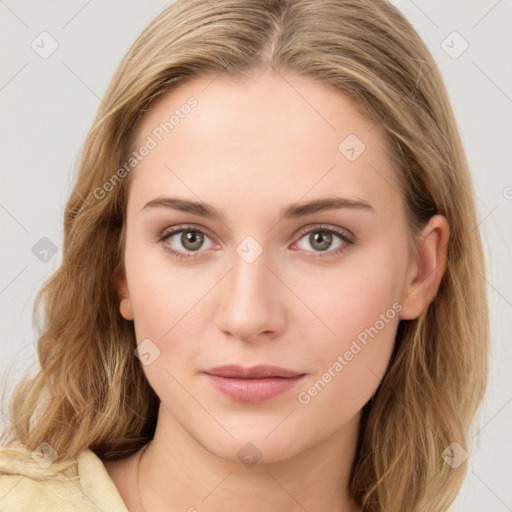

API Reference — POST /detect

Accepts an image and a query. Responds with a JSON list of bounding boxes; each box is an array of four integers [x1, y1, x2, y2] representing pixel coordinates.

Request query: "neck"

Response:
[[127, 405, 362, 512]]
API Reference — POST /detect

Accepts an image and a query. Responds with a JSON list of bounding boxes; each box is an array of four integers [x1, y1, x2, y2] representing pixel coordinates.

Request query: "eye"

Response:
[[158, 225, 217, 260], [158, 223, 355, 261], [291, 224, 355, 258]]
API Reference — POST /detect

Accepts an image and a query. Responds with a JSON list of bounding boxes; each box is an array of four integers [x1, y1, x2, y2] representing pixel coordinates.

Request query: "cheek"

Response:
[[298, 246, 404, 341], [124, 231, 206, 338], [295, 284, 399, 425], [293, 248, 404, 413], [129, 281, 211, 364]]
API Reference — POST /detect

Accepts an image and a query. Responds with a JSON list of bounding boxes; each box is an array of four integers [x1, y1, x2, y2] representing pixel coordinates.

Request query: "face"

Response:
[[116, 68, 419, 463]]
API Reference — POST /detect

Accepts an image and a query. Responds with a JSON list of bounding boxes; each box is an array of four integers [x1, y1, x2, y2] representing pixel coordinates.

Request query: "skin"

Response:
[[103, 68, 450, 512]]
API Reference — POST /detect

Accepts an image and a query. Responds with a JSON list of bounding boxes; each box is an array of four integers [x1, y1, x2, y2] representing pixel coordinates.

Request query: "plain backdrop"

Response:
[[1, 1, 511, 510]]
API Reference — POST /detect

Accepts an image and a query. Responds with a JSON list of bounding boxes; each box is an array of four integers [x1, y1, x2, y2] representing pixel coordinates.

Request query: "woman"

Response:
[[0, 0, 488, 510]]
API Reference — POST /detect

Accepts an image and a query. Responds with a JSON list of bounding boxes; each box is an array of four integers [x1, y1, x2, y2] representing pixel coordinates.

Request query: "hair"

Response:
[[0, 0, 488, 510]]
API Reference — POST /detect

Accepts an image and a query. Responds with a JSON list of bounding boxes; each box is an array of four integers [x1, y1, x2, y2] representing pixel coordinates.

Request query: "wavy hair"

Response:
[[1, 1, 488, 510]]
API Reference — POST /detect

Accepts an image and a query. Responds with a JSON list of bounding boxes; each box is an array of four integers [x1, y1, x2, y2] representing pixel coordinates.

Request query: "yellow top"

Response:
[[0, 443, 128, 511]]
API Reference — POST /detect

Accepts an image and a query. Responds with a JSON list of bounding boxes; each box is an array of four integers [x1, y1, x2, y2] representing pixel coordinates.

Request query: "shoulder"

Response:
[[0, 442, 128, 511]]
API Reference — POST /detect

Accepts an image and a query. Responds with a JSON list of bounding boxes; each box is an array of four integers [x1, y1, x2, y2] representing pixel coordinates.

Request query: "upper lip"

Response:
[[204, 364, 305, 379]]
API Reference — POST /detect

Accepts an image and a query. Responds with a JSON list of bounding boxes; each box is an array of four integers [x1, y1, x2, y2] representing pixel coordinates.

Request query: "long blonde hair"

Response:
[[1, 1, 488, 510]]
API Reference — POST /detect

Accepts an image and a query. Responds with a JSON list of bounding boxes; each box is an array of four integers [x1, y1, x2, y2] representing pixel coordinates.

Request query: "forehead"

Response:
[[128, 70, 401, 220]]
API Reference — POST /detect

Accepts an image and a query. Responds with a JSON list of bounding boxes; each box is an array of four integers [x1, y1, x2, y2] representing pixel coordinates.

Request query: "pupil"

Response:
[[182, 231, 203, 250], [311, 232, 332, 251]]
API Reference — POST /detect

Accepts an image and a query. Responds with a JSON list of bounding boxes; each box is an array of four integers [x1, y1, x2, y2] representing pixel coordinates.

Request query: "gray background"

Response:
[[1, 1, 511, 510]]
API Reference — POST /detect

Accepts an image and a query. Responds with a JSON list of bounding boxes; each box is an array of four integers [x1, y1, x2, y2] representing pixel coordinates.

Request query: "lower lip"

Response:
[[204, 373, 305, 403]]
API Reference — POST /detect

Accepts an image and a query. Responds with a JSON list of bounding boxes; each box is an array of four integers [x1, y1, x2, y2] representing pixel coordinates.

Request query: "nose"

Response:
[[214, 246, 286, 343]]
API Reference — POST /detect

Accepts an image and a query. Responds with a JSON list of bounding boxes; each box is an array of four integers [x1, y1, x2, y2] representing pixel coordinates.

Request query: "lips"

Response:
[[205, 364, 304, 379], [203, 364, 306, 403]]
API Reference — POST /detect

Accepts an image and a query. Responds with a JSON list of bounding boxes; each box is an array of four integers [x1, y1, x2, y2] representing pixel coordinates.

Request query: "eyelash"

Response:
[[157, 224, 355, 261]]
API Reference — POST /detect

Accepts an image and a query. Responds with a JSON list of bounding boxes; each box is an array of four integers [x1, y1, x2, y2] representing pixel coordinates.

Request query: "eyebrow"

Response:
[[140, 195, 375, 221]]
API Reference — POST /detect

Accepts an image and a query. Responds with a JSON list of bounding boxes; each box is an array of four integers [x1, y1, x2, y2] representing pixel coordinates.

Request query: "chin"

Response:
[[196, 426, 311, 467]]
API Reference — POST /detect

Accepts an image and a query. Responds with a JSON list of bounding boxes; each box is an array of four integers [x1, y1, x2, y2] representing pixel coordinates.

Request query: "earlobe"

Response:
[[114, 268, 134, 321], [119, 297, 134, 321], [399, 215, 450, 320]]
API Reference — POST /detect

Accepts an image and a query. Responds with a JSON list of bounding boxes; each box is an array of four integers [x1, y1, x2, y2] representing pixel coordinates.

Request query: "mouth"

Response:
[[203, 364, 306, 403]]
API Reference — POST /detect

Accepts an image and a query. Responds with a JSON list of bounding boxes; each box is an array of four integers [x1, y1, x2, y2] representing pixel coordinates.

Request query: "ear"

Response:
[[399, 215, 450, 320], [113, 266, 133, 321]]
